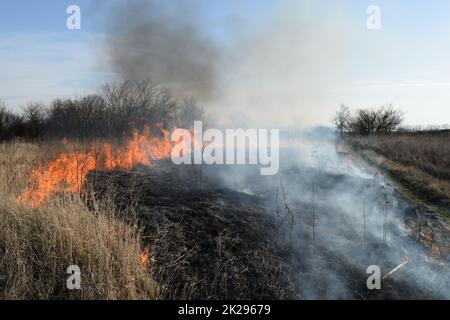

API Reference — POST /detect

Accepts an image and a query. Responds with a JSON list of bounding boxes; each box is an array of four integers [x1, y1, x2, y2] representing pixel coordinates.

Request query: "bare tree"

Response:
[[176, 98, 205, 129], [44, 79, 180, 138], [101, 79, 178, 135], [332, 104, 351, 136], [374, 104, 404, 134], [0, 79, 196, 141], [0, 101, 24, 141], [23, 103, 47, 138], [346, 104, 403, 135], [348, 109, 378, 135]]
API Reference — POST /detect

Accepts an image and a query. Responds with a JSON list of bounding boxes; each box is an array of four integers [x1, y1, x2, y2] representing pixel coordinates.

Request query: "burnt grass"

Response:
[[84, 161, 449, 300], [85, 162, 296, 299]]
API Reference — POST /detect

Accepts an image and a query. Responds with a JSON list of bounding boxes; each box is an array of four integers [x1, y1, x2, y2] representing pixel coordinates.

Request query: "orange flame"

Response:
[[140, 247, 151, 266], [18, 125, 177, 207]]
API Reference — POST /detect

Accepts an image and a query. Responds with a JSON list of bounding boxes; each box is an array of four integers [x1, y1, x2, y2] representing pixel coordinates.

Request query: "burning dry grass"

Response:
[[0, 140, 157, 300], [18, 125, 174, 207]]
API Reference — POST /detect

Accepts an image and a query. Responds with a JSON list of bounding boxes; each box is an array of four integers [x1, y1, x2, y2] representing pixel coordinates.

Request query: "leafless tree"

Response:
[[44, 79, 180, 138], [176, 98, 205, 129], [347, 104, 403, 135], [374, 104, 404, 134], [23, 103, 47, 138], [1, 79, 204, 141], [0, 101, 24, 141], [332, 104, 351, 136], [46, 95, 108, 138], [101, 79, 178, 135]]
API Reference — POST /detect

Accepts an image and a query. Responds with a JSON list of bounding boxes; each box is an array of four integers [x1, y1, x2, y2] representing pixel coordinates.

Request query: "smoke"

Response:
[[103, 0, 359, 128], [104, 0, 220, 100], [215, 1, 355, 128], [214, 131, 450, 299]]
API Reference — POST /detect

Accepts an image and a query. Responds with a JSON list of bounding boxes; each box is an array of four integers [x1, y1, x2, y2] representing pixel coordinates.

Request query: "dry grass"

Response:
[[0, 140, 157, 300], [347, 133, 450, 211], [347, 133, 450, 181]]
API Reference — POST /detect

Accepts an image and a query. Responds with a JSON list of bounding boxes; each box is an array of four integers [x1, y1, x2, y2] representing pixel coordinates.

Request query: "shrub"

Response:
[[0, 101, 25, 141], [333, 104, 403, 136], [101, 79, 178, 136], [23, 103, 47, 138], [0, 79, 204, 141], [45, 94, 109, 138]]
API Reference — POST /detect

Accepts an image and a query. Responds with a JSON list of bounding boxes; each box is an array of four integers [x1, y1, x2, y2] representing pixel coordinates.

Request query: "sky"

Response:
[[0, 0, 450, 127]]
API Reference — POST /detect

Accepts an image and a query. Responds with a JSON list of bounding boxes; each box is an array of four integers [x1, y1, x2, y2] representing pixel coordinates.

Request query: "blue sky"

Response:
[[1, 0, 450, 126], [0, 0, 275, 104]]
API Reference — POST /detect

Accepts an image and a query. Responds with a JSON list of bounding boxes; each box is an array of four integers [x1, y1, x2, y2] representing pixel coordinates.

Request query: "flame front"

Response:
[[18, 125, 175, 207], [140, 247, 151, 266]]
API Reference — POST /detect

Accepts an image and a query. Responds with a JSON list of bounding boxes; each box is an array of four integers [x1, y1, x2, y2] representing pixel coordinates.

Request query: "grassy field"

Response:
[[347, 132, 450, 216], [0, 139, 157, 299]]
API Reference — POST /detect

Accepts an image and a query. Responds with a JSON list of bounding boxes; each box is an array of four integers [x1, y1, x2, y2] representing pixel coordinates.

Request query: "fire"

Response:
[[18, 125, 176, 207], [140, 247, 151, 266]]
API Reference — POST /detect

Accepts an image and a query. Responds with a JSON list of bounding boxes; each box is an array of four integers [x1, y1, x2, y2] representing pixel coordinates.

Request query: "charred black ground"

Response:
[[85, 163, 296, 299], [84, 152, 450, 299]]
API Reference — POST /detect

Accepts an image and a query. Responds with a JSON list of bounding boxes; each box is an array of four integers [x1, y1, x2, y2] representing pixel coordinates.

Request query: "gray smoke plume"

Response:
[[105, 0, 220, 99], [103, 0, 359, 127]]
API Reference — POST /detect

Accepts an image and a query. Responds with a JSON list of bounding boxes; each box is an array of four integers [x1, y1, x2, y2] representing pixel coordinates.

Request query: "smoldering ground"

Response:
[[212, 131, 450, 299], [86, 129, 450, 299]]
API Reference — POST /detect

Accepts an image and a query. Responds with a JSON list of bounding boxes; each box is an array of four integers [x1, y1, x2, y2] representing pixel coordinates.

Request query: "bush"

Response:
[[0, 79, 204, 141], [332, 105, 351, 136], [101, 79, 178, 136], [46, 95, 109, 138], [333, 104, 403, 136], [23, 103, 47, 138], [0, 101, 25, 141]]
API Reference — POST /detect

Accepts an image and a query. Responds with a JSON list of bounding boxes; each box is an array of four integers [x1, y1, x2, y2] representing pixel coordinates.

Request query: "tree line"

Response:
[[333, 104, 404, 136], [0, 79, 205, 142]]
